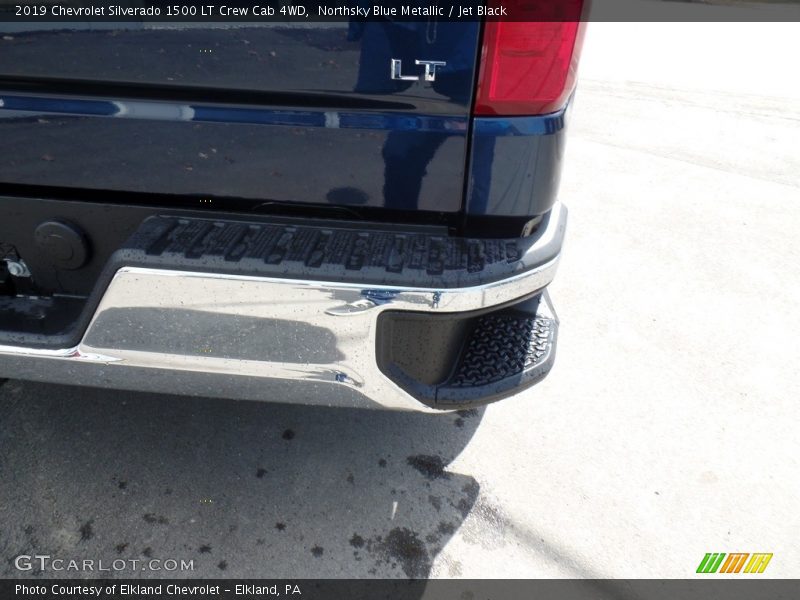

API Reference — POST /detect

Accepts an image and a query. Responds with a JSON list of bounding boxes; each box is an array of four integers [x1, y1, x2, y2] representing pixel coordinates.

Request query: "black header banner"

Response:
[[1, 0, 799, 23]]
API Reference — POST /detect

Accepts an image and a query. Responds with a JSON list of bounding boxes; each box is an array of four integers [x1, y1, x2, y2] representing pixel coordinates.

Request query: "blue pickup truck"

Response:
[[0, 5, 584, 410]]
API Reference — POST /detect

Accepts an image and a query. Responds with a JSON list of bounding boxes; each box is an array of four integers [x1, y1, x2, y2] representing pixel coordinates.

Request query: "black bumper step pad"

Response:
[[118, 213, 563, 288], [434, 298, 558, 406], [380, 293, 559, 408], [447, 313, 555, 388]]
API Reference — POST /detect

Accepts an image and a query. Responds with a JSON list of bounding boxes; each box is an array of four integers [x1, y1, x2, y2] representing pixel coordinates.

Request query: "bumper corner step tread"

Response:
[[449, 313, 555, 387], [434, 296, 558, 406]]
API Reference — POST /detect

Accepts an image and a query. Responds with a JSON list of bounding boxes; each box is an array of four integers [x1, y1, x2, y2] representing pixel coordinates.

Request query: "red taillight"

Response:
[[474, 1, 586, 116]]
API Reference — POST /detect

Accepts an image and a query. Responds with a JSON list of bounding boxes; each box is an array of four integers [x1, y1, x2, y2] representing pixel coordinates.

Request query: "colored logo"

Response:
[[696, 553, 773, 574]]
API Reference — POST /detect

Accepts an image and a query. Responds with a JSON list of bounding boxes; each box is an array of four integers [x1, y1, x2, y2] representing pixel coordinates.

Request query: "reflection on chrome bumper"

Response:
[[0, 204, 566, 411]]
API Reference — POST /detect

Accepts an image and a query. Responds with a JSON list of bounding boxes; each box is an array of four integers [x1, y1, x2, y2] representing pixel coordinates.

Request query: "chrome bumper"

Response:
[[0, 203, 566, 411]]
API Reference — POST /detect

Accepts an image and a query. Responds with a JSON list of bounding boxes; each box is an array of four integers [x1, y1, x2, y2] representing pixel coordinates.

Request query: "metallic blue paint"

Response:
[[0, 93, 468, 133], [0, 22, 568, 220], [0, 94, 118, 116], [0, 93, 572, 138], [466, 107, 570, 217], [472, 109, 566, 137]]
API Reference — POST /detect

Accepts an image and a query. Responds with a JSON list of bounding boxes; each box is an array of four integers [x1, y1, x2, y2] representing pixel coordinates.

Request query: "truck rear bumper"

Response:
[[0, 203, 566, 411]]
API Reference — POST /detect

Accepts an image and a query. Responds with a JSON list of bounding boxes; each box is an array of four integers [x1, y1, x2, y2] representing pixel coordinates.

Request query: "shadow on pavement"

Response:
[[0, 380, 484, 579]]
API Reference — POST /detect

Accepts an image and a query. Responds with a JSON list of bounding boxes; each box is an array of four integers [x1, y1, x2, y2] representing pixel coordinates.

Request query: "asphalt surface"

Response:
[[1, 23, 799, 580]]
